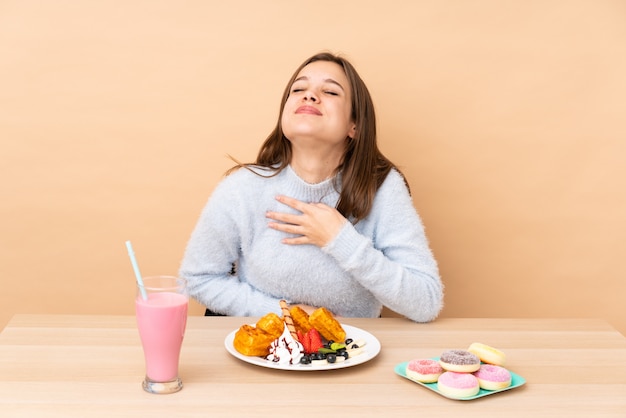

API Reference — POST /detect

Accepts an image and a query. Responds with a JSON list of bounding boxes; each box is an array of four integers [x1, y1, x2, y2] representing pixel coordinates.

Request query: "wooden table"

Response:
[[1, 315, 625, 417]]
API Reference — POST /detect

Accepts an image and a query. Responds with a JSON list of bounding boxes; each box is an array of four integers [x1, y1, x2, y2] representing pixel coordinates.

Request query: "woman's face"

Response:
[[281, 60, 356, 149]]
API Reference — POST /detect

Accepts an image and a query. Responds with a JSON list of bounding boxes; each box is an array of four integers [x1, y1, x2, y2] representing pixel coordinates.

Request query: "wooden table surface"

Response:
[[1, 314, 625, 417]]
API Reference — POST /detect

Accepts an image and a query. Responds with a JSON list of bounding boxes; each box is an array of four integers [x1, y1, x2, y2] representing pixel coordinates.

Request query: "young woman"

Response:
[[179, 52, 443, 322]]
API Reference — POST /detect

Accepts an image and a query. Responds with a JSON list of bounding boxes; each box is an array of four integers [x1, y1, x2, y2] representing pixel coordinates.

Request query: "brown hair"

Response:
[[231, 52, 404, 223]]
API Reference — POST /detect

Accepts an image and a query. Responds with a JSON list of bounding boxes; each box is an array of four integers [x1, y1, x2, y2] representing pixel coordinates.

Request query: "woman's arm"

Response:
[[322, 170, 444, 322], [178, 174, 283, 316]]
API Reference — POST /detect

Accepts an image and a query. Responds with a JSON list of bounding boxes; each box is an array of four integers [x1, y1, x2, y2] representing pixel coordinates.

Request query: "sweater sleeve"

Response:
[[178, 172, 283, 317], [321, 170, 444, 322]]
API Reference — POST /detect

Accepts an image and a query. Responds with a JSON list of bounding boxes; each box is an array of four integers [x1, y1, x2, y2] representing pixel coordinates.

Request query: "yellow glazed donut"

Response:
[[468, 342, 506, 366]]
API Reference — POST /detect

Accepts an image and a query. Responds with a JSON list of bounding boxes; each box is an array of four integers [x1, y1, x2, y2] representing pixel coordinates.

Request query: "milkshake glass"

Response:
[[135, 275, 188, 394]]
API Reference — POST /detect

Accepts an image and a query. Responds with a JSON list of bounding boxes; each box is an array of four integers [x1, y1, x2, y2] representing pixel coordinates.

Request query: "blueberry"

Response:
[[326, 354, 337, 363], [300, 356, 311, 365], [345, 338, 354, 345]]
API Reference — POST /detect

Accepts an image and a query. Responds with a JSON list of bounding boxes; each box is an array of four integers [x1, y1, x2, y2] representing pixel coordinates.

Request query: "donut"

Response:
[[468, 342, 506, 366], [437, 371, 480, 399], [405, 359, 443, 383], [473, 364, 512, 390], [439, 349, 481, 373]]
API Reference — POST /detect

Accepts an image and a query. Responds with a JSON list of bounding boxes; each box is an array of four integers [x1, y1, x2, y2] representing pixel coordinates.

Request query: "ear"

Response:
[[348, 122, 357, 139]]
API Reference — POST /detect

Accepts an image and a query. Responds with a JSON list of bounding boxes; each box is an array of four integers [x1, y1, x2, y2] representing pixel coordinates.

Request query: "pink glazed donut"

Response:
[[437, 371, 480, 399], [406, 359, 443, 383], [473, 364, 512, 390]]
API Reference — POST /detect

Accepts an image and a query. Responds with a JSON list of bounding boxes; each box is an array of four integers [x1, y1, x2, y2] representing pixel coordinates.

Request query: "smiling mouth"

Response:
[[295, 106, 322, 115]]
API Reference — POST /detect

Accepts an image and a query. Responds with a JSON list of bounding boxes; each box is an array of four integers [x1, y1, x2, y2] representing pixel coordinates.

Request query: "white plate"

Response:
[[224, 324, 381, 371]]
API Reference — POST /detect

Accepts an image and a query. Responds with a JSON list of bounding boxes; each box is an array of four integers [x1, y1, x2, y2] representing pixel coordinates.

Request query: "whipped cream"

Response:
[[266, 324, 304, 365]]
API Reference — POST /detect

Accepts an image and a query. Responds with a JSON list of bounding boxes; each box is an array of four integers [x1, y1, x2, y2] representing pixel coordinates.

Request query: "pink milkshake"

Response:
[[135, 276, 188, 394]]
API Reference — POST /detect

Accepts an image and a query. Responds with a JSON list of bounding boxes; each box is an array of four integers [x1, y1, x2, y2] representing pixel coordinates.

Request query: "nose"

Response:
[[304, 90, 317, 102]]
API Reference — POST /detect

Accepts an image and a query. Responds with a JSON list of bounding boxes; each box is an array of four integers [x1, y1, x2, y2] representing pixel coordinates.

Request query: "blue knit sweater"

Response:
[[179, 165, 443, 322]]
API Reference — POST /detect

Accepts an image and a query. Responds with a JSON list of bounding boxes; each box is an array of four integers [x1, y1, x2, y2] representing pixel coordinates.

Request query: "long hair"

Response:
[[231, 52, 403, 223]]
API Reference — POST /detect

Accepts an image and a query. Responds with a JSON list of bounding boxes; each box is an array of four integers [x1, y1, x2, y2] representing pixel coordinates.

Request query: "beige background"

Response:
[[1, 1, 625, 335]]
